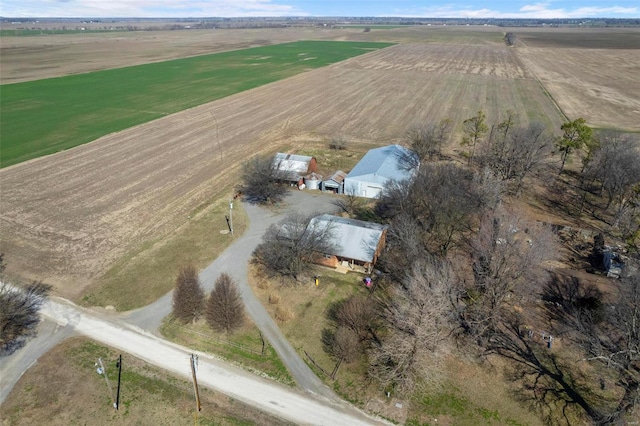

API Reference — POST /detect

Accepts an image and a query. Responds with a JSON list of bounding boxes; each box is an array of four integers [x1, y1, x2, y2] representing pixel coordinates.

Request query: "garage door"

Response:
[[365, 186, 382, 199]]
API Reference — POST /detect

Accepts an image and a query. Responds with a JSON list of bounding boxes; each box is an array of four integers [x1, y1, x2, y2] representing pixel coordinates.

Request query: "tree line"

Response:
[[313, 112, 640, 423]]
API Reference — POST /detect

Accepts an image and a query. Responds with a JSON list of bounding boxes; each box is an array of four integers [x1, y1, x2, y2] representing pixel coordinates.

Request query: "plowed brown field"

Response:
[[507, 27, 640, 131], [518, 46, 640, 131], [0, 40, 566, 299]]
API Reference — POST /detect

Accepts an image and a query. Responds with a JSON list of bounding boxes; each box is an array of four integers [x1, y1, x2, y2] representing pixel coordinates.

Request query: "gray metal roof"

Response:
[[323, 170, 347, 186], [307, 214, 387, 263], [345, 145, 417, 185], [274, 153, 314, 174]]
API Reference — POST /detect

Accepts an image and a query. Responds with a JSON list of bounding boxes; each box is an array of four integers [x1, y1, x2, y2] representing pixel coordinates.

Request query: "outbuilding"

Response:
[[273, 153, 318, 185], [321, 170, 347, 194], [343, 144, 418, 199]]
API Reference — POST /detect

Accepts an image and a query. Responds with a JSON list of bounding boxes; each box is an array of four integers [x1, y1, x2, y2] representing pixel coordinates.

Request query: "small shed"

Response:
[[343, 145, 418, 199], [306, 214, 388, 272], [322, 170, 347, 194]]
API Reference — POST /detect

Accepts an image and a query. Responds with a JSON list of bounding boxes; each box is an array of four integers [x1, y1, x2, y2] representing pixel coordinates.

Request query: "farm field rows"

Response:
[[0, 40, 392, 167], [0, 27, 360, 84], [517, 46, 640, 131], [0, 41, 566, 301]]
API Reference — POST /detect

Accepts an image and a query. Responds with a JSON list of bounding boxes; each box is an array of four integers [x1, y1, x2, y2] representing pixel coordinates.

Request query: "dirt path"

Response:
[[124, 190, 341, 399]]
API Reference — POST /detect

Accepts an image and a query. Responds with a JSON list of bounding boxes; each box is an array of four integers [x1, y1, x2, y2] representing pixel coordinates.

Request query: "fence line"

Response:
[[304, 350, 337, 380]]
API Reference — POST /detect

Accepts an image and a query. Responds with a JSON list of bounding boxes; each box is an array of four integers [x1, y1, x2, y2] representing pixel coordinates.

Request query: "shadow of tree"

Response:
[[487, 314, 606, 425]]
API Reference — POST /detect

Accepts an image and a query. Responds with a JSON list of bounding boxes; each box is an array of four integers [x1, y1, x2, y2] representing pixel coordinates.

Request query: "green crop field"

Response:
[[0, 40, 392, 168]]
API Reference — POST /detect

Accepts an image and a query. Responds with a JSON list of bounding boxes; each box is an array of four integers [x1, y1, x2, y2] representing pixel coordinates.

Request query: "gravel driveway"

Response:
[[2, 190, 346, 408], [124, 190, 341, 399]]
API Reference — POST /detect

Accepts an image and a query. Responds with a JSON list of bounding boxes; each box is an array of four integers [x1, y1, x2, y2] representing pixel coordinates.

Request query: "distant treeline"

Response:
[[2, 17, 639, 30]]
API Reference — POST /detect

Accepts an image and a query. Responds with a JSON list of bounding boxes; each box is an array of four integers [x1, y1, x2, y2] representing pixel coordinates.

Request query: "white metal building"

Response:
[[343, 145, 418, 199]]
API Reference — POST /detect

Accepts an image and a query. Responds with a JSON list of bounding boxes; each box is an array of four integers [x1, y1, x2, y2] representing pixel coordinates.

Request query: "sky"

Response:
[[1, 0, 638, 19]]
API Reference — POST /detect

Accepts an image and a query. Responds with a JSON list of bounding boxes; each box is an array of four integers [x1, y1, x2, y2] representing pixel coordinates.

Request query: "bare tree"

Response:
[[206, 273, 245, 334], [252, 212, 337, 280], [238, 155, 290, 204], [462, 209, 556, 341], [504, 32, 516, 46], [376, 212, 428, 280], [480, 118, 553, 195], [0, 280, 52, 356], [488, 311, 606, 425], [405, 118, 452, 162], [328, 136, 348, 151], [331, 186, 362, 216], [172, 264, 204, 324], [376, 163, 499, 264], [583, 131, 640, 224], [322, 293, 381, 371], [322, 326, 360, 364], [543, 272, 640, 423], [368, 257, 457, 395], [331, 294, 379, 342]]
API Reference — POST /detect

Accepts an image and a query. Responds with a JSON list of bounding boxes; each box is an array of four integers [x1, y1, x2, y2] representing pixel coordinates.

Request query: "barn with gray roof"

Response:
[[343, 144, 418, 199]]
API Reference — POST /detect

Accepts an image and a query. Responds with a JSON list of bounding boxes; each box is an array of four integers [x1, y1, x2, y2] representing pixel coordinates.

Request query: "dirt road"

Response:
[[34, 296, 389, 426]]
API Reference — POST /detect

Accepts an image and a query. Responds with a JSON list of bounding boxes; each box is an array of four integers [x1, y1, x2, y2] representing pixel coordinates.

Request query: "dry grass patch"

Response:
[[80, 195, 248, 311], [273, 134, 376, 176], [248, 265, 383, 403], [0, 337, 292, 426], [268, 293, 281, 305], [405, 355, 545, 426], [160, 315, 294, 386]]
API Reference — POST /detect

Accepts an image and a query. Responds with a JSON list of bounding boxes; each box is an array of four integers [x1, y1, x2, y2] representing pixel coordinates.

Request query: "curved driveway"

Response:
[[124, 190, 340, 400]]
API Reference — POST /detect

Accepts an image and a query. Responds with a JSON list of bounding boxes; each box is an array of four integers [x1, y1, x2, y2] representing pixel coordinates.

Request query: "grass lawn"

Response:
[[0, 337, 292, 425], [80, 194, 248, 310], [0, 40, 392, 168], [160, 316, 294, 386], [249, 266, 373, 399]]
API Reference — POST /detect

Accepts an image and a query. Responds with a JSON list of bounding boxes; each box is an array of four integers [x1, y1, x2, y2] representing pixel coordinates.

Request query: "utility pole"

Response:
[[115, 354, 122, 410], [229, 201, 234, 236], [190, 354, 202, 412]]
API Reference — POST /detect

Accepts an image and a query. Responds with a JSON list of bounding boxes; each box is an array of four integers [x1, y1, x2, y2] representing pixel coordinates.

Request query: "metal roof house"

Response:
[[343, 145, 418, 199], [307, 214, 388, 272], [273, 153, 318, 182]]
